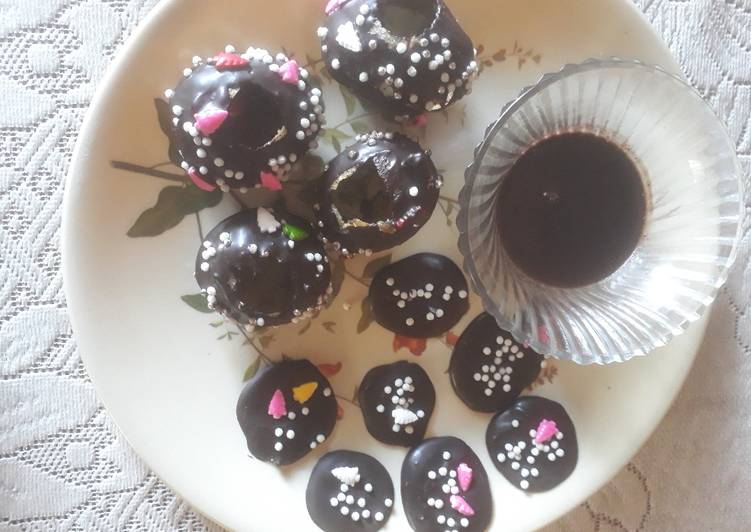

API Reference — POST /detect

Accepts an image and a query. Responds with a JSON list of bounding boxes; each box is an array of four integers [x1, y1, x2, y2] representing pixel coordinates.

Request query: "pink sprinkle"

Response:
[[267, 389, 287, 419], [534, 419, 558, 444], [325, 0, 347, 15], [213, 52, 249, 70], [538, 325, 550, 344], [260, 171, 283, 191], [449, 495, 475, 517], [407, 114, 428, 128], [194, 108, 228, 135], [279, 60, 300, 84], [456, 463, 473, 492], [187, 167, 216, 191]]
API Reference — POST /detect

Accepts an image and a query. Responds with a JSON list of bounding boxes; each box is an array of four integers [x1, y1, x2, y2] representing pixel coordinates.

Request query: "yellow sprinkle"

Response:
[[293, 381, 318, 404]]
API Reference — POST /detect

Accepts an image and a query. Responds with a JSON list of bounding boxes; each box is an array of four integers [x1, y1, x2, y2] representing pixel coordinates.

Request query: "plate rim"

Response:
[[61, 0, 702, 530]]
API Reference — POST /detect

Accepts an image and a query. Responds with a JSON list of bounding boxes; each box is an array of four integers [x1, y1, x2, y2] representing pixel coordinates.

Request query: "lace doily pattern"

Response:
[[1, 0, 748, 530]]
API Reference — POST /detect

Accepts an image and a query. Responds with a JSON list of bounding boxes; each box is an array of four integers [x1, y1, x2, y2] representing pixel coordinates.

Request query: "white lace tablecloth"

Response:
[[1, 0, 748, 530]]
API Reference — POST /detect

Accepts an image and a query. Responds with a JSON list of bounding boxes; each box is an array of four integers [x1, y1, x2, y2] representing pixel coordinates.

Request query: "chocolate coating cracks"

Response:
[[166, 46, 324, 191], [314, 131, 440, 256]]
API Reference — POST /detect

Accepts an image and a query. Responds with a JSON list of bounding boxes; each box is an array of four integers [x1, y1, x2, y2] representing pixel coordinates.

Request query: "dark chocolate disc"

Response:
[[486, 396, 578, 492], [165, 46, 324, 191], [449, 313, 544, 413], [358, 361, 435, 447], [401, 436, 493, 532], [195, 207, 332, 328], [236, 358, 337, 465], [369, 253, 470, 337], [314, 131, 441, 255], [306, 450, 394, 531], [318, 0, 478, 119]]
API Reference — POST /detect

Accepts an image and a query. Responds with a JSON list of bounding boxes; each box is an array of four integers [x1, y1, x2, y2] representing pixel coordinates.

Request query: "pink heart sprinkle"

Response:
[[194, 108, 228, 136], [534, 419, 558, 444], [260, 171, 283, 191], [267, 389, 287, 419], [456, 463, 473, 492], [449, 494, 475, 517], [187, 167, 216, 191], [325, 0, 346, 15], [279, 60, 300, 84]]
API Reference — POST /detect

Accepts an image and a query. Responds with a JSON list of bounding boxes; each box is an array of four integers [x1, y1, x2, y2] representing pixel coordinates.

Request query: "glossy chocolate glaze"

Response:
[[369, 253, 469, 337], [167, 47, 324, 190], [195, 207, 332, 328], [449, 313, 543, 413], [358, 361, 435, 447], [314, 131, 441, 255], [318, 0, 478, 120], [237, 359, 337, 466], [401, 436, 493, 531], [486, 396, 578, 492], [306, 450, 394, 531]]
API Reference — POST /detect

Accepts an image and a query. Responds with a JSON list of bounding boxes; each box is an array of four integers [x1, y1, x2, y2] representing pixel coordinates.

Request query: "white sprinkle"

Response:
[[520, 480, 529, 490], [503, 384, 511, 392], [302, 407, 310, 415], [316, 434, 325, 443], [437, 515, 446, 524], [385, 498, 393, 507], [164, 89, 175, 99], [511, 461, 520, 470], [428, 470, 436, 479], [288, 412, 296, 420], [408, 185, 419, 197], [200, 262, 209, 272], [407, 66, 417, 77], [406, 317, 414, 326], [438, 466, 447, 476], [286, 429, 295, 439], [364, 482, 373, 492], [330, 497, 338, 507], [512, 419, 520, 428], [497, 453, 506, 462], [375, 512, 384, 522], [171, 105, 183, 116], [331, 58, 341, 70], [274, 442, 283, 451], [198, 166, 208, 175], [346, 495, 354, 504], [410, 52, 421, 63], [274, 428, 283, 437], [340, 506, 349, 516], [461, 517, 469, 527], [183, 67, 192, 77], [435, 309, 444, 318], [359, 72, 369, 82]]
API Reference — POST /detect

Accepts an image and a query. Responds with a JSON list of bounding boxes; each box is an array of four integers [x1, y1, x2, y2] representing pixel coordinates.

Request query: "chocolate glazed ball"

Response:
[[313, 131, 441, 256], [195, 207, 332, 329], [165, 46, 325, 192], [318, 0, 478, 120]]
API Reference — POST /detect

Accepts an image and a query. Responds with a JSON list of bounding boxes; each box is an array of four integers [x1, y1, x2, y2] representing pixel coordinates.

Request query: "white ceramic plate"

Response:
[[62, 0, 709, 530]]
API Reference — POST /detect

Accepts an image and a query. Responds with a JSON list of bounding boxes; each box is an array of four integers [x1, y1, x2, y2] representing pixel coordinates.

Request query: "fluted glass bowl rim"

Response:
[[457, 57, 745, 365]]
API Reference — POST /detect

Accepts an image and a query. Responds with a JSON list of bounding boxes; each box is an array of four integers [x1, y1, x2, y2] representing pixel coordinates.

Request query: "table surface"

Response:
[[1, 0, 749, 530]]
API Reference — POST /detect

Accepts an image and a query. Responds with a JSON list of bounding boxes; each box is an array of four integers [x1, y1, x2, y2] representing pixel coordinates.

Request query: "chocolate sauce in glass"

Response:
[[497, 132, 646, 288]]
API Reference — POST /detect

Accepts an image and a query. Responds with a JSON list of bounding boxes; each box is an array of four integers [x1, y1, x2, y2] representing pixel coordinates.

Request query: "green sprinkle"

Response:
[[283, 223, 309, 241]]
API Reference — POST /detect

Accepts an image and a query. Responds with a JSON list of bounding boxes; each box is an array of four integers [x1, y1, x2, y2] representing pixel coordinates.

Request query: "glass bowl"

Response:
[[457, 58, 745, 365]]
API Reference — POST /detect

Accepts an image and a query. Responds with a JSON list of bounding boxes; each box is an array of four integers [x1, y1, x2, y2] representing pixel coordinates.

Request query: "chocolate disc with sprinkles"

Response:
[[401, 436, 493, 532], [449, 313, 544, 413], [195, 207, 332, 329], [164, 45, 324, 192], [314, 131, 441, 256], [306, 450, 394, 531], [369, 253, 470, 337], [318, 0, 479, 120], [357, 361, 435, 447], [486, 396, 578, 492], [236, 358, 337, 466]]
